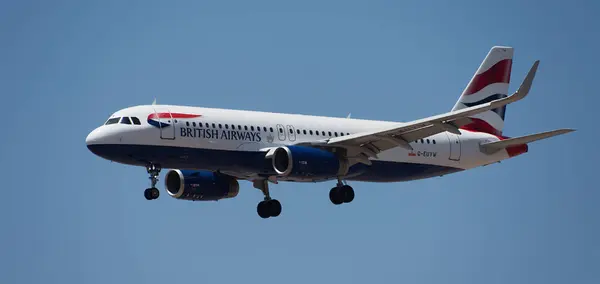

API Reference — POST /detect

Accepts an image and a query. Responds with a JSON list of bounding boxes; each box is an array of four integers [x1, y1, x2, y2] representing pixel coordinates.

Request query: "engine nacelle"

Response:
[[272, 146, 349, 179], [164, 169, 239, 201]]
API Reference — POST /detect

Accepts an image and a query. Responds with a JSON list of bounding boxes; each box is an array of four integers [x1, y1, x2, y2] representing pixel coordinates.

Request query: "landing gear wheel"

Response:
[[330, 181, 354, 205], [257, 201, 270, 218], [268, 199, 282, 217], [257, 199, 282, 218], [144, 188, 160, 200], [342, 185, 354, 203], [144, 188, 153, 200], [329, 187, 344, 205]]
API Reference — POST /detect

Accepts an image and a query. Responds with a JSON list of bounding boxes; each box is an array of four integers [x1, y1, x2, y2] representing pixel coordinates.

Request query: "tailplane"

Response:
[[452, 46, 513, 136], [480, 129, 575, 157]]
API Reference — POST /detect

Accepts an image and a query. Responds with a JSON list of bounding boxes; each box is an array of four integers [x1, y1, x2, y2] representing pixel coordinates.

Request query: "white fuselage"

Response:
[[86, 105, 512, 182]]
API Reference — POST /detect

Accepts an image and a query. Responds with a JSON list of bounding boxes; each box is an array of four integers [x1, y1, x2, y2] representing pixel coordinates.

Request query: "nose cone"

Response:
[[86, 127, 110, 157], [86, 128, 100, 146]]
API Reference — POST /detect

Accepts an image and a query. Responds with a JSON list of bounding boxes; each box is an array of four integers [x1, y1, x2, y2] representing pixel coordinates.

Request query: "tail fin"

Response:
[[452, 46, 514, 136]]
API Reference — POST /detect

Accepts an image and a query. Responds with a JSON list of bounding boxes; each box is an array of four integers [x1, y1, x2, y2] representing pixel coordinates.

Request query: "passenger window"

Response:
[[244, 126, 248, 131], [334, 132, 338, 137], [426, 139, 430, 144], [270, 127, 274, 132], [303, 130, 307, 135], [309, 130, 313, 135], [433, 140, 436, 144], [340, 133, 344, 136], [225, 124, 229, 129], [315, 130, 319, 136], [238, 125, 242, 130], [263, 127, 267, 132], [120, 117, 132, 125], [219, 124, 222, 129], [297, 129, 300, 134], [289, 129, 293, 134], [206, 123, 209, 128], [328, 131, 332, 136], [279, 128, 283, 133], [322, 131, 325, 136], [131, 117, 141, 125], [193, 122, 196, 127], [251, 126, 255, 131], [212, 123, 216, 128], [420, 139, 424, 143], [257, 126, 261, 132], [232, 124, 235, 129], [186, 122, 190, 127], [198, 122, 202, 127]]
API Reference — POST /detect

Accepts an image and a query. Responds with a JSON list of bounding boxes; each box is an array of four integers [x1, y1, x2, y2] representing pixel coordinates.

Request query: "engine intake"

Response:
[[272, 146, 349, 178], [165, 169, 239, 201]]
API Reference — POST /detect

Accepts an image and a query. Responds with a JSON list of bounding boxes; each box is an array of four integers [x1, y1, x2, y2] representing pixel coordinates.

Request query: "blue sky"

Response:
[[1, 1, 598, 283]]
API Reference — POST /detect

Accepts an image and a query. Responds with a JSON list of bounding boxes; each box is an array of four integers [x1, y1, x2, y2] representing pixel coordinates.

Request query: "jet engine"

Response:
[[164, 169, 239, 201], [271, 146, 349, 179]]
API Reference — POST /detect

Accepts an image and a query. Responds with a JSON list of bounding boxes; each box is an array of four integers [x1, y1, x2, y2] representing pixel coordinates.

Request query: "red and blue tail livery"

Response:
[[86, 46, 574, 219], [452, 46, 513, 136], [147, 112, 201, 128]]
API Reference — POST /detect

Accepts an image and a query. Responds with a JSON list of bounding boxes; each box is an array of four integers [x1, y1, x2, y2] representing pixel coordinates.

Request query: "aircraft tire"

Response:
[[342, 185, 354, 203], [144, 188, 153, 200], [150, 187, 160, 199], [257, 200, 282, 218], [257, 201, 270, 218], [329, 188, 344, 205]]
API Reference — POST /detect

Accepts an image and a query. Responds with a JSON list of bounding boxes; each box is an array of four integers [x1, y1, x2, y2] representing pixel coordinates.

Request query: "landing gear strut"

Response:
[[254, 179, 282, 219], [329, 179, 354, 205], [144, 164, 161, 200]]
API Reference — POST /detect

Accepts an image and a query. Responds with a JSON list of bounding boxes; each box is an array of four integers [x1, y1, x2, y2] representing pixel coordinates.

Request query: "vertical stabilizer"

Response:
[[452, 46, 513, 135]]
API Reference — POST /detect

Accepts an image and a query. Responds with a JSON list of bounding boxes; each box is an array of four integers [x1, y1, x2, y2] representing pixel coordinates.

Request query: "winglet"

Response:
[[487, 60, 539, 109], [513, 60, 539, 101]]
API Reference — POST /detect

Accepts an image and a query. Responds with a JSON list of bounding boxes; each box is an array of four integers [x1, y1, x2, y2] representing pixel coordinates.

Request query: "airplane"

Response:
[[86, 46, 574, 219]]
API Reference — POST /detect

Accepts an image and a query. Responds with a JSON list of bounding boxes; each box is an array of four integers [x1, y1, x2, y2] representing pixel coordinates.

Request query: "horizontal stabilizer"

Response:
[[480, 128, 574, 154]]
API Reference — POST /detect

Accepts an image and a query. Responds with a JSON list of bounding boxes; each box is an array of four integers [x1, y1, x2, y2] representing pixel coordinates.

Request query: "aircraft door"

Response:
[[286, 125, 296, 142], [151, 107, 176, 140], [446, 132, 461, 161], [276, 124, 286, 141]]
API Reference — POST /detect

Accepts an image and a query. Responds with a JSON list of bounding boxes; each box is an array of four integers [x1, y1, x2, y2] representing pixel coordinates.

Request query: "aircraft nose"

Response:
[[86, 128, 102, 146]]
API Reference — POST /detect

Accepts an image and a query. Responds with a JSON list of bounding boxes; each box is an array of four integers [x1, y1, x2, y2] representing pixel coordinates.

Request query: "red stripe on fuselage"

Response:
[[148, 113, 202, 119], [464, 59, 512, 96]]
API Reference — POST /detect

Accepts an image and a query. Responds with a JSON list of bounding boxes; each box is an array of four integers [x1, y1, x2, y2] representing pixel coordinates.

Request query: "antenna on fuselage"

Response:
[[346, 113, 351, 118], [152, 98, 157, 105]]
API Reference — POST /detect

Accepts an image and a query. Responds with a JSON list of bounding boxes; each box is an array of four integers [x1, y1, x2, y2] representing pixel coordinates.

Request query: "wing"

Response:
[[297, 60, 540, 165]]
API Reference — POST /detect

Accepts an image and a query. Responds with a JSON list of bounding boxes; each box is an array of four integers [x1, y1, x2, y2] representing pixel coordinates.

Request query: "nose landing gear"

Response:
[[144, 164, 161, 200]]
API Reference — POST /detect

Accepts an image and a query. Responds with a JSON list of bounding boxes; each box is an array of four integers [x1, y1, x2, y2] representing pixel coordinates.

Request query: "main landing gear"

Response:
[[144, 164, 161, 200], [254, 180, 282, 219], [329, 179, 354, 205]]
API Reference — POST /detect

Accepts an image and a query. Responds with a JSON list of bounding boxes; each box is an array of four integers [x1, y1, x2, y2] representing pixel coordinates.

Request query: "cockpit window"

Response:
[[131, 117, 141, 125], [121, 117, 132, 124], [105, 117, 120, 125]]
